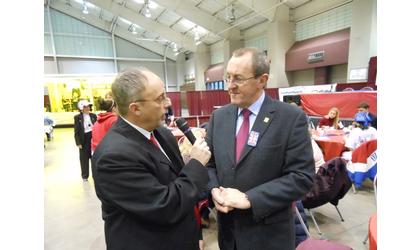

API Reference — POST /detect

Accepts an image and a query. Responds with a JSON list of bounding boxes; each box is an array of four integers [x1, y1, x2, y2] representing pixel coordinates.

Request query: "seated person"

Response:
[[358, 102, 377, 129], [318, 107, 343, 129], [311, 139, 325, 173], [342, 112, 377, 160]]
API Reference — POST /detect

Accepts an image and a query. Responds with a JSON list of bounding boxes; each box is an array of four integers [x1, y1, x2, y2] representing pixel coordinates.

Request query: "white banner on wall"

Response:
[[278, 84, 337, 101]]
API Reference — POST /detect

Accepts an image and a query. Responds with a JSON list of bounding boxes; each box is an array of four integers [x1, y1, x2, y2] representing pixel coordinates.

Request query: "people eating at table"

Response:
[[318, 107, 343, 130], [342, 112, 377, 160]]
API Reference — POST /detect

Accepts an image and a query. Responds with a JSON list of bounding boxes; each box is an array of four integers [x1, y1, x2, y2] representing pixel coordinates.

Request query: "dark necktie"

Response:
[[150, 133, 160, 148], [235, 109, 251, 163]]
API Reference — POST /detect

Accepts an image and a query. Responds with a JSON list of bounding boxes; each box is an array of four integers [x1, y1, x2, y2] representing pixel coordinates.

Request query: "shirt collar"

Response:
[[120, 116, 152, 140], [237, 91, 265, 117]]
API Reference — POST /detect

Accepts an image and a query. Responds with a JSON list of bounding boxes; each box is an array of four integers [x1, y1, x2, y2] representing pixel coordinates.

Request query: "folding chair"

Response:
[[295, 201, 353, 250], [301, 157, 352, 235], [360, 86, 374, 91], [347, 139, 377, 191]]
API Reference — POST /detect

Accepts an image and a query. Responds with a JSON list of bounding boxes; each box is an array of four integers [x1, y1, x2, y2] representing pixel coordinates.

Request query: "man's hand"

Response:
[[211, 188, 233, 213], [219, 187, 251, 210], [189, 138, 211, 166], [77, 144, 82, 149]]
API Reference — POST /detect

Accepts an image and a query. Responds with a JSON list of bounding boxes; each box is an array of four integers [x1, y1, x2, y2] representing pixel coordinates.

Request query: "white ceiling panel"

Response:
[[125, 1, 144, 12], [236, 15, 267, 30], [197, 0, 225, 15], [49, 0, 336, 56], [100, 9, 115, 22], [285, 0, 312, 9], [158, 11, 182, 26], [113, 0, 125, 4]]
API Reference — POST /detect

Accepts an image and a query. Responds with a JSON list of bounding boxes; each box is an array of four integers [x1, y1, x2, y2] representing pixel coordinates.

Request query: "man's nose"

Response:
[[227, 80, 236, 90]]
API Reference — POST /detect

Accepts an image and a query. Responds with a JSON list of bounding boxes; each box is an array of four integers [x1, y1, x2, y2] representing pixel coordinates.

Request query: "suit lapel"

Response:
[[237, 95, 276, 166], [116, 118, 181, 175], [154, 128, 183, 174], [224, 105, 238, 166]]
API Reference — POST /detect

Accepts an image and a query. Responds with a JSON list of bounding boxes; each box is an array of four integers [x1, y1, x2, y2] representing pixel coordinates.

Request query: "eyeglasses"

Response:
[[133, 93, 166, 105], [224, 74, 260, 85]]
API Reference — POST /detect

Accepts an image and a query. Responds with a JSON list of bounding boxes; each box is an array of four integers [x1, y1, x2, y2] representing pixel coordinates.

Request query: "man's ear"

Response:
[[258, 73, 269, 88], [128, 102, 141, 116]]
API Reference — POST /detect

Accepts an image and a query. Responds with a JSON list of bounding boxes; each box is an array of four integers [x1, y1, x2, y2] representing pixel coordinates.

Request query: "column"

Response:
[[266, 5, 295, 88], [347, 0, 377, 82]]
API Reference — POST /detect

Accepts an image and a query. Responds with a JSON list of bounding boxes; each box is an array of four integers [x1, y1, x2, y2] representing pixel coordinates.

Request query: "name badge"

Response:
[[247, 131, 259, 147]]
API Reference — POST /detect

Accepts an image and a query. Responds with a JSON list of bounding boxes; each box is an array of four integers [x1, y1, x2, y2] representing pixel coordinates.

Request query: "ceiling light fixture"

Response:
[[228, 5, 236, 22], [194, 26, 200, 41], [82, 1, 89, 14], [129, 24, 138, 35], [172, 43, 178, 52], [144, 0, 152, 18]]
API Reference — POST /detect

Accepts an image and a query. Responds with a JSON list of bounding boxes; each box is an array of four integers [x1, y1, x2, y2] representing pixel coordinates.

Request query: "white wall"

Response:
[[115, 37, 163, 59], [44, 57, 57, 74], [266, 5, 295, 87], [165, 60, 178, 89], [210, 41, 224, 65], [291, 69, 314, 86], [347, 0, 376, 82], [58, 58, 115, 74], [330, 64, 348, 83], [292, 0, 351, 21], [184, 54, 195, 81]]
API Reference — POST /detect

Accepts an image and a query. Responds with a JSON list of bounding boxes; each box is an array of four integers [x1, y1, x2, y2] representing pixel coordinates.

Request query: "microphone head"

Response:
[[175, 117, 197, 144], [175, 118, 189, 131]]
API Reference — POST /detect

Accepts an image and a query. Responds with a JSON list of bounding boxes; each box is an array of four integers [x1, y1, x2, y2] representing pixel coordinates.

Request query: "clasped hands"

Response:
[[211, 187, 251, 213]]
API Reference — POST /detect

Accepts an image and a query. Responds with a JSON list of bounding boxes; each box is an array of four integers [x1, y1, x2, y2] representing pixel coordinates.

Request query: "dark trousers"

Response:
[[79, 131, 92, 179]]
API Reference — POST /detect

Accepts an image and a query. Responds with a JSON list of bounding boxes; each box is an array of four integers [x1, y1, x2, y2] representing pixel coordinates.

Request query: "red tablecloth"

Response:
[[313, 129, 346, 161], [369, 213, 377, 250]]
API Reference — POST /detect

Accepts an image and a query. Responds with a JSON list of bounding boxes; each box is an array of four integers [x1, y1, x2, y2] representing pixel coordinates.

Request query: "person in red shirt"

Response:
[[91, 98, 118, 153], [318, 107, 342, 129]]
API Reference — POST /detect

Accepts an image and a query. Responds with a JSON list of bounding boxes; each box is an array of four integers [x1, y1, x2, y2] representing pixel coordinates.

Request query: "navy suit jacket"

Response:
[[206, 94, 315, 250], [92, 117, 209, 250]]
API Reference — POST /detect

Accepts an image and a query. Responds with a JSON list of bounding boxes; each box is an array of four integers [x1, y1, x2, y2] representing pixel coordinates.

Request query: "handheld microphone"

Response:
[[175, 118, 196, 144]]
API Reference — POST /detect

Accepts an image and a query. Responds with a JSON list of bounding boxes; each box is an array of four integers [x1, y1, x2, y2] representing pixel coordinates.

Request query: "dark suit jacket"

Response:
[[368, 112, 377, 129], [74, 112, 97, 145], [92, 117, 209, 250], [206, 94, 315, 250]]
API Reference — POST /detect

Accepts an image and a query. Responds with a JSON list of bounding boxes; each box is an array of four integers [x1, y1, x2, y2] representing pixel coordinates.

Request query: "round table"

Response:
[[312, 129, 346, 161], [369, 213, 377, 250]]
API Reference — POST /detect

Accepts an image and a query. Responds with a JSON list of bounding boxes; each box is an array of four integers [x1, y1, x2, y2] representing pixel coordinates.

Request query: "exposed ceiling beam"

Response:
[[237, 0, 283, 22], [88, 0, 197, 51], [49, 1, 177, 60], [153, 0, 238, 39]]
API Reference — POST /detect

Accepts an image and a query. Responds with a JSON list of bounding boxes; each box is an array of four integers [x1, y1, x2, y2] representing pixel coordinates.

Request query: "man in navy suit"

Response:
[[206, 48, 315, 250], [92, 67, 211, 250]]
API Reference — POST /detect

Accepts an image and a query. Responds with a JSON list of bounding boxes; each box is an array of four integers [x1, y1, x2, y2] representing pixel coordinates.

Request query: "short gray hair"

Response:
[[111, 67, 149, 116], [231, 47, 270, 76]]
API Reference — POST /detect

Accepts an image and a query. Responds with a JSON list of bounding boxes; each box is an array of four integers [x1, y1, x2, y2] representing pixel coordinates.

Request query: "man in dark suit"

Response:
[[74, 99, 97, 181], [206, 48, 315, 250], [92, 67, 211, 250]]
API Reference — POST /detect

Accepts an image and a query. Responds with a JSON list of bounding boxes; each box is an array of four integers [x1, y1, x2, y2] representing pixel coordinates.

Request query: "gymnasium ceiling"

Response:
[[45, 0, 324, 59]]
